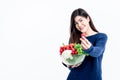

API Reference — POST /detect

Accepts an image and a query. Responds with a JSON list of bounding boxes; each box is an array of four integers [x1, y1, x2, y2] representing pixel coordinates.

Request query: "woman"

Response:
[[63, 8, 108, 80]]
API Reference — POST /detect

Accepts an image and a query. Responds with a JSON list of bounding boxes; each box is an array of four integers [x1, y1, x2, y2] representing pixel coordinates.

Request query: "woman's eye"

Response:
[[75, 22, 78, 25], [79, 19, 83, 22]]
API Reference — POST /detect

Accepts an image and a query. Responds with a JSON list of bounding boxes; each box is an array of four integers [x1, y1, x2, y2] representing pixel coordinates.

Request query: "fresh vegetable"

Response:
[[59, 43, 88, 65], [81, 33, 86, 37], [59, 43, 88, 56]]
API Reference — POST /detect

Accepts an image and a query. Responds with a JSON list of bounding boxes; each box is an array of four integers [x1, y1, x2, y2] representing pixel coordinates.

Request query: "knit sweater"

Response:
[[66, 33, 108, 80]]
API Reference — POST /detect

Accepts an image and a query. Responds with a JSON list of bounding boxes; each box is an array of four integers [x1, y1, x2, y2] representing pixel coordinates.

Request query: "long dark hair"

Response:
[[69, 8, 98, 43]]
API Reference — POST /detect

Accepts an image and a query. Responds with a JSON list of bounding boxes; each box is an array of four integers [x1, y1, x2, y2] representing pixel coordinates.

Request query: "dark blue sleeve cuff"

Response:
[[83, 45, 93, 53]]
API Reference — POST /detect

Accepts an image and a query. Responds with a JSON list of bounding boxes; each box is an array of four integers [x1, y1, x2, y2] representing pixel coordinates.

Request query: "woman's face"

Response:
[[74, 16, 90, 33]]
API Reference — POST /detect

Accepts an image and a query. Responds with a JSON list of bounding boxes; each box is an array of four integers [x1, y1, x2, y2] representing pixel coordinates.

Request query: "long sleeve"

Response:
[[84, 33, 108, 57]]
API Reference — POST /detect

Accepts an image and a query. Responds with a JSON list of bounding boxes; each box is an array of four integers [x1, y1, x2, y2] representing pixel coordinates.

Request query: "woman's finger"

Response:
[[81, 42, 87, 50], [81, 36, 91, 45], [71, 63, 81, 68], [80, 38, 89, 48], [80, 37, 91, 49], [80, 38, 88, 45], [66, 65, 70, 68]]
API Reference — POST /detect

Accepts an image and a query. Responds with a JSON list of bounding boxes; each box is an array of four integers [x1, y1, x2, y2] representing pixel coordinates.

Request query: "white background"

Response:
[[0, 0, 120, 80]]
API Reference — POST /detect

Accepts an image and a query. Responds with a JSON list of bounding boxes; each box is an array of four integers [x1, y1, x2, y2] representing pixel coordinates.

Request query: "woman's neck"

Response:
[[84, 27, 97, 37]]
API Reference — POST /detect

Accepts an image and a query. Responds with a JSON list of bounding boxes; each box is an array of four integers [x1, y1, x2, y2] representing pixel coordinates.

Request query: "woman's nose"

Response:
[[78, 22, 82, 26]]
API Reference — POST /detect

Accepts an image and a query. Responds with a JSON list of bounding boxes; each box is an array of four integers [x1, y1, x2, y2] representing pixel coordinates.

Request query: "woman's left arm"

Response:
[[80, 34, 108, 57]]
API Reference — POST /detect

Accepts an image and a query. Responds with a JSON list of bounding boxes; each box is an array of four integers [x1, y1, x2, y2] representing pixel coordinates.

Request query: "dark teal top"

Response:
[[66, 33, 108, 80]]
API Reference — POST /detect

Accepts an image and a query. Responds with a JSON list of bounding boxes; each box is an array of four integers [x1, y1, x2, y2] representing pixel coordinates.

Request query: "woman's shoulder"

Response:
[[94, 32, 108, 42], [87, 32, 107, 38], [96, 32, 108, 38], [86, 32, 108, 41]]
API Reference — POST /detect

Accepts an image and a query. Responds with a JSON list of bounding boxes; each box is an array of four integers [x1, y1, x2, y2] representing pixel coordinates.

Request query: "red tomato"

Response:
[[81, 33, 86, 37]]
